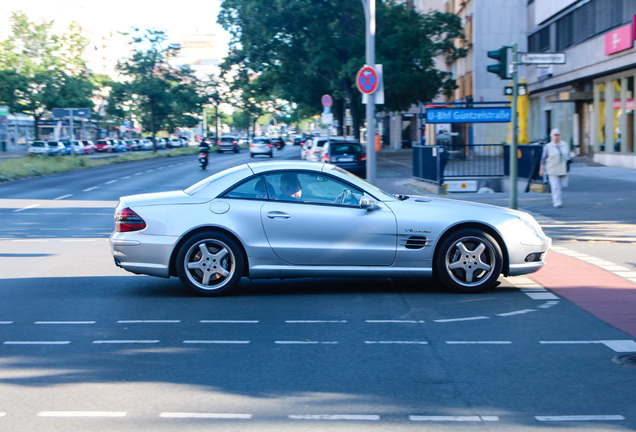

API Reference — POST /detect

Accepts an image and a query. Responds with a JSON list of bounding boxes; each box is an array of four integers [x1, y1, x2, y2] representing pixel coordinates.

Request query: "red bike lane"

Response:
[[529, 251, 636, 338]]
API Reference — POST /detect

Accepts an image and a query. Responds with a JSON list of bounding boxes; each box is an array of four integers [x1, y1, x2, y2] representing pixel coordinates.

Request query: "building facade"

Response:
[[527, 0, 636, 168]]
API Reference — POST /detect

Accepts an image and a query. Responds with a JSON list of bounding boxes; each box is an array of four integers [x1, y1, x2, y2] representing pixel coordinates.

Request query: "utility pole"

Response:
[[509, 43, 519, 210], [362, 0, 376, 184]]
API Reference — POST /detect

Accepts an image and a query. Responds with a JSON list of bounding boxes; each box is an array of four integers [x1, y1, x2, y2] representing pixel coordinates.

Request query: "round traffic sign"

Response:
[[356, 66, 379, 95], [321, 94, 333, 108]]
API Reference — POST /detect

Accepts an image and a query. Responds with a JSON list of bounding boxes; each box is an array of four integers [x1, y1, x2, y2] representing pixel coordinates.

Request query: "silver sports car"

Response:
[[110, 161, 551, 296]]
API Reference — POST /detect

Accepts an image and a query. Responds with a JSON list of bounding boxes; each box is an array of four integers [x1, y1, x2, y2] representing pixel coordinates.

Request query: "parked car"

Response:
[[304, 136, 345, 161], [167, 137, 183, 148], [249, 137, 273, 158], [155, 138, 167, 149], [125, 140, 139, 151], [95, 139, 113, 153], [320, 141, 366, 177], [46, 141, 66, 155], [139, 139, 153, 150], [81, 140, 96, 154], [217, 135, 240, 153], [61, 139, 84, 155], [110, 160, 551, 297], [112, 140, 128, 152], [28, 141, 49, 155]]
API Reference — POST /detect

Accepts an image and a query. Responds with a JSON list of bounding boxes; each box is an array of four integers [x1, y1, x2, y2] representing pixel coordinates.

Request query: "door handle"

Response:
[[267, 211, 291, 219]]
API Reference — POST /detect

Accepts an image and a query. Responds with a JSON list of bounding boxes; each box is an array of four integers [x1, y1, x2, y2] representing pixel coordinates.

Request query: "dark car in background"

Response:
[[217, 135, 240, 153], [320, 140, 366, 178]]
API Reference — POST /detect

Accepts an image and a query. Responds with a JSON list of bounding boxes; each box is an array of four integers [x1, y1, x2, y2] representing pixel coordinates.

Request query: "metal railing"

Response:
[[413, 144, 543, 185]]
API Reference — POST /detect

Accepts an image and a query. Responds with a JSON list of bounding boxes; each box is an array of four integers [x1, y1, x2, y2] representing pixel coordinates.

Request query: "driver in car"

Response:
[[279, 173, 303, 201]]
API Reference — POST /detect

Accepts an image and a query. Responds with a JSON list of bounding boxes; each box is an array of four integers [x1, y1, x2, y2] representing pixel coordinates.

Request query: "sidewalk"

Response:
[[376, 149, 636, 338]]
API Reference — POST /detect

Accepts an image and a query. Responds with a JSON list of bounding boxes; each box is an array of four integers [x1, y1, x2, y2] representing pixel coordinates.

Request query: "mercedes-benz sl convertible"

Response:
[[110, 161, 551, 296]]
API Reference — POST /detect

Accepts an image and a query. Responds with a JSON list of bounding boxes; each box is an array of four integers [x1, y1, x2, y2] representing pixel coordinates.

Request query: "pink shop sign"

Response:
[[605, 24, 633, 55]]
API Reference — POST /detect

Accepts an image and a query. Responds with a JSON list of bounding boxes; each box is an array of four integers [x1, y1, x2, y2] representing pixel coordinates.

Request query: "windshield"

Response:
[[328, 166, 397, 201]]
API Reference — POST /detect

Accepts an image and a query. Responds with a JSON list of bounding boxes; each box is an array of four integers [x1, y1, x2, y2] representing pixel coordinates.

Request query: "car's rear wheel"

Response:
[[176, 232, 244, 296], [434, 228, 503, 293]]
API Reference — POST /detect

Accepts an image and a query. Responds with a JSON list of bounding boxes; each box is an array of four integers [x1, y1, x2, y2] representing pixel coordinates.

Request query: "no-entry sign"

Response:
[[356, 66, 379, 95]]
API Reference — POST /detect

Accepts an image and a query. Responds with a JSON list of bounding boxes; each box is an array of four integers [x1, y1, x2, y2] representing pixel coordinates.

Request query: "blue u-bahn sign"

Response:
[[426, 107, 511, 124]]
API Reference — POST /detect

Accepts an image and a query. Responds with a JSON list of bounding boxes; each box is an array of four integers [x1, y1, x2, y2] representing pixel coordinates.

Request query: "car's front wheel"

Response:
[[176, 232, 244, 296], [434, 228, 503, 293]]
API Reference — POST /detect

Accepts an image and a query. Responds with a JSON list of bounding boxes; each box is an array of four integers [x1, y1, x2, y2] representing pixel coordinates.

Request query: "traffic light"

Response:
[[487, 46, 510, 79]]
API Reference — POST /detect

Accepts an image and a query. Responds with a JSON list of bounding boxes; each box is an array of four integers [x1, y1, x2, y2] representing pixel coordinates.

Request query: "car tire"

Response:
[[176, 232, 244, 297], [434, 228, 503, 293]]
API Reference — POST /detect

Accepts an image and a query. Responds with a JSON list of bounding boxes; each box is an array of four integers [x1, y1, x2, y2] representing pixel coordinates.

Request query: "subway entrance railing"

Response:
[[413, 144, 544, 190]]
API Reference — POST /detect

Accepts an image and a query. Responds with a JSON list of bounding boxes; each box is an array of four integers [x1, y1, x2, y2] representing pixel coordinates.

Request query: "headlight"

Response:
[[517, 213, 547, 240]]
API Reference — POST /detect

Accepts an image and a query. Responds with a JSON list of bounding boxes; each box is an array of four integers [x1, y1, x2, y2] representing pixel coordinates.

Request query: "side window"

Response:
[[263, 171, 363, 207], [223, 176, 274, 200]]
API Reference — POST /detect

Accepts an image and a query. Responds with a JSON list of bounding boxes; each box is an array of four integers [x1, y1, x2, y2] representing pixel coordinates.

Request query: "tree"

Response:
[[218, 0, 465, 137], [110, 29, 204, 150], [0, 11, 95, 139]]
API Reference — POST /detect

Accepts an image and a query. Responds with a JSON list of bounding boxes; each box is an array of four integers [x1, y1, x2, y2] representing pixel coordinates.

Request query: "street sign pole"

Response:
[[363, 0, 376, 184], [509, 43, 519, 210]]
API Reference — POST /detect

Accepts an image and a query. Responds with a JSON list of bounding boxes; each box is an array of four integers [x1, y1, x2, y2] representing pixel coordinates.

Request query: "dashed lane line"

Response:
[[0, 412, 624, 422]]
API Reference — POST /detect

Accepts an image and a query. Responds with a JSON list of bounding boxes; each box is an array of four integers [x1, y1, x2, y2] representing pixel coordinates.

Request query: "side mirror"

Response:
[[360, 196, 380, 211]]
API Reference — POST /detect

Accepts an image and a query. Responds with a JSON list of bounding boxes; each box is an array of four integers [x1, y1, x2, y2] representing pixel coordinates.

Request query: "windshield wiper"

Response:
[[397, 194, 410, 201]]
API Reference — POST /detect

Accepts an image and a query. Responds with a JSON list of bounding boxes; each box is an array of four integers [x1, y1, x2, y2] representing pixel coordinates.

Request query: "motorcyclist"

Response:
[[198, 139, 210, 153]]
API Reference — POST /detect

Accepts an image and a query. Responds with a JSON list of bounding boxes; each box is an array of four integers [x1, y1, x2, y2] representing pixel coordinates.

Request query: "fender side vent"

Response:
[[404, 236, 428, 250]]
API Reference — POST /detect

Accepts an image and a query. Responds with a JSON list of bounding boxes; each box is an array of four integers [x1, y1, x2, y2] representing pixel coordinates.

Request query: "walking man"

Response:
[[539, 128, 570, 208]]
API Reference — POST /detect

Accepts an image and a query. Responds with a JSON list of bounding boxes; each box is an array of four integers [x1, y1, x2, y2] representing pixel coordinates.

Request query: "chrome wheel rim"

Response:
[[444, 236, 496, 288], [184, 239, 235, 291]]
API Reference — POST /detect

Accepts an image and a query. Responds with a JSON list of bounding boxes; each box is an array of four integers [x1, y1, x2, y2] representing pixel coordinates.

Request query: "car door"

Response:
[[260, 171, 397, 266]]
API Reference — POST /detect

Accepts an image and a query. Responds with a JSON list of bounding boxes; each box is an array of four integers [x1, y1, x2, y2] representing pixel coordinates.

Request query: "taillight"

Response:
[[115, 207, 146, 232], [359, 153, 367, 161], [268, 143, 272, 148], [323, 155, 331, 162]]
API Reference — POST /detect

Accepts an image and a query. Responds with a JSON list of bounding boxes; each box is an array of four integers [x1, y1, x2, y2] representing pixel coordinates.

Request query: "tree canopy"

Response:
[[218, 0, 465, 135], [108, 29, 204, 147]]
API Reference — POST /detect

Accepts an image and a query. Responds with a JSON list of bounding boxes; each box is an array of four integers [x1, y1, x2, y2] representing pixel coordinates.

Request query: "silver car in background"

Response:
[[110, 161, 551, 296]]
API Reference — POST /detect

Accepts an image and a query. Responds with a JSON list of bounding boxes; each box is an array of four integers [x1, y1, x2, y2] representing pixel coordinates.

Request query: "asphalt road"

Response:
[[0, 146, 635, 431]]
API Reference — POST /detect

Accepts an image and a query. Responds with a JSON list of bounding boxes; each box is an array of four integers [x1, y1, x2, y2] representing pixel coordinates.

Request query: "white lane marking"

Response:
[[183, 340, 250, 344], [4, 341, 70, 345], [54, 194, 73, 200], [0, 321, 14, 325], [117, 320, 181, 324], [92, 340, 159, 344], [40, 228, 70, 231], [525, 292, 559, 300], [35, 321, 95, 325], [39, 411, 127, 418], [199, 320, 259, 324], [538, 301, 560, 309], [82, 187, 98, 192], [446, 341, 511, 345], [410, 415, 499, 422], [275, 341, 338, 345], [133, 172, 143, 176], [285, 320, 347, 324], [497, 309, 536, 317], [365, 320, 425, 324], [536, 415, 625, 422], [364, 341, 428, 345], [551, 245, 636, 283], [160, 412, 252, 419], [540, 340, 636, 352], [434, 316, 489, 323], [145, 169, 155, 173], [122, 176, 131, 179], [289, 414, 380, 421], [105, 180, 117, 184], [61, 239, 99, 242], [13, 204, 39, 212]]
